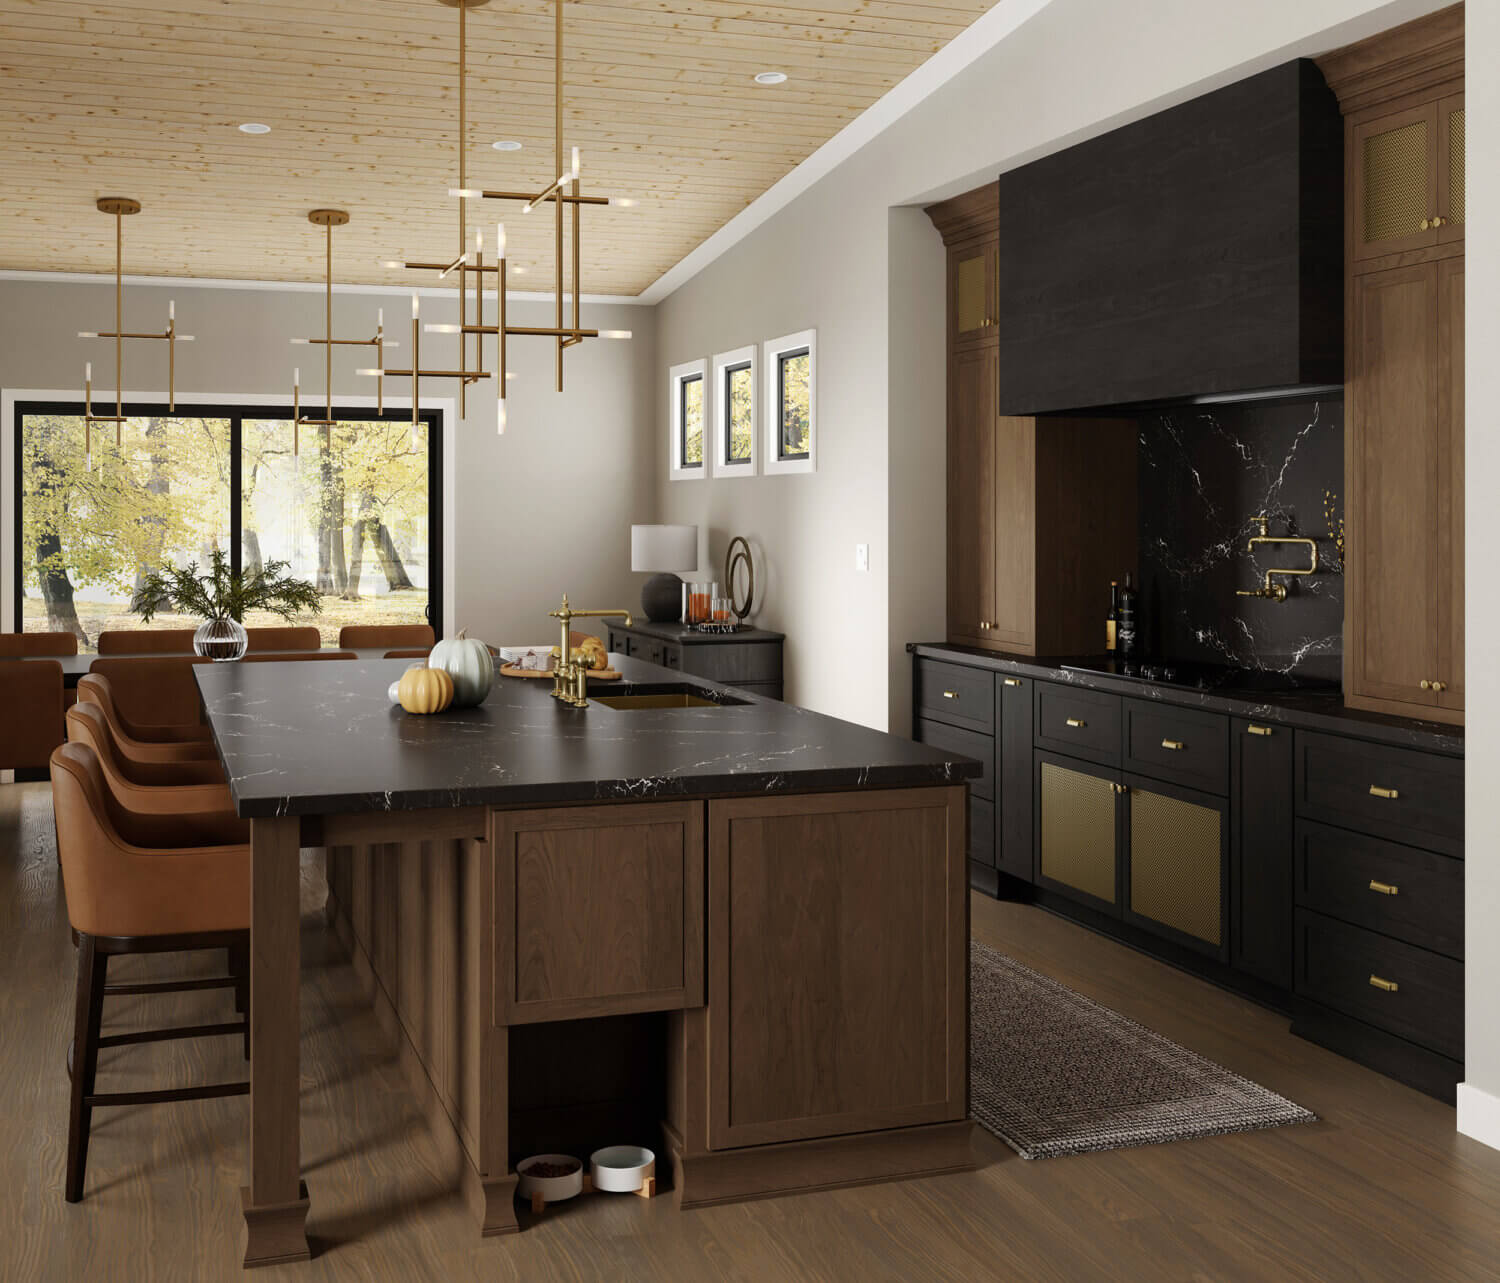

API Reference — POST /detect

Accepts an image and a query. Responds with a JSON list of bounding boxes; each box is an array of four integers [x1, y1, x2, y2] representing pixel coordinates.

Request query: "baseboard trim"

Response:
[[1457, 1083, 1500, 1151]]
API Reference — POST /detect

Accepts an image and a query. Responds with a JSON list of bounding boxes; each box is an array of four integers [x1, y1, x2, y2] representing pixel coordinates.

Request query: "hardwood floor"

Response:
[[5, 779, 1500, 1280]]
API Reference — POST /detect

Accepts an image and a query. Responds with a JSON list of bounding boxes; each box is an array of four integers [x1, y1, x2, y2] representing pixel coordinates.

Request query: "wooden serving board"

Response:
[[499, 663, 622, 681]]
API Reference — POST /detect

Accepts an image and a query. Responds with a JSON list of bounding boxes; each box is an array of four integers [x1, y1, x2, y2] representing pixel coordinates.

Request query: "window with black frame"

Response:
[[777, 347, 811, 461], [678, 372, 704, 470], [722, 360, 753, 467], [13, 402, 441, 653]]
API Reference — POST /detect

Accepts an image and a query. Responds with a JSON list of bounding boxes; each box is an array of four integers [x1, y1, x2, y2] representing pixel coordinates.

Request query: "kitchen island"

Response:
[[196, 655, 980, 1268]]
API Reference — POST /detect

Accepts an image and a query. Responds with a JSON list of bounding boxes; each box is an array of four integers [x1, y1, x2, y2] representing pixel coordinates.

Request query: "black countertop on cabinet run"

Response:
[[197, 654, 978, 819], [909, 643, 1464, 757], [611, 619, 785, 645]]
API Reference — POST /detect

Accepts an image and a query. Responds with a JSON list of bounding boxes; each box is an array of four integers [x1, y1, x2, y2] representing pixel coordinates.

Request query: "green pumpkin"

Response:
[[429, 629, 494, 707]]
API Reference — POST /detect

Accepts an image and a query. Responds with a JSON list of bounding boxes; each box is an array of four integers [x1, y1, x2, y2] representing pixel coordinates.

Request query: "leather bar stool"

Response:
[[51, 742, 250, 1204], [339, 624, 435, 649], [65, 705, 241, 833], [76, 673, 216, 763]]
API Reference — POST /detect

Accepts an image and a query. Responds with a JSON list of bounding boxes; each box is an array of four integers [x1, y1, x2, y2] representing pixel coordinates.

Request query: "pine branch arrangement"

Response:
[[131, 546, 322, 623]]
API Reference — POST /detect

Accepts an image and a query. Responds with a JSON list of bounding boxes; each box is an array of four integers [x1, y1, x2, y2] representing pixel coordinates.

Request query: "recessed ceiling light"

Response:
[[238, 122, 272, 134], [512, 265, 527, 275], [492, 139, 523, 151], [754, 71, 788, 86]]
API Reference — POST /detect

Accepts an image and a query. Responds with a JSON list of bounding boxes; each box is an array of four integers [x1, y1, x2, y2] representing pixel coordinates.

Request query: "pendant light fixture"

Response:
[[289, 209, 394, 456], [369, 0, 631, 434], [79, 197, 194, 466]]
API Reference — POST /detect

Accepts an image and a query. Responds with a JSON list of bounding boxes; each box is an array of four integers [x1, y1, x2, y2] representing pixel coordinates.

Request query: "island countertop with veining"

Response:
[[196, 655, 980, 818]]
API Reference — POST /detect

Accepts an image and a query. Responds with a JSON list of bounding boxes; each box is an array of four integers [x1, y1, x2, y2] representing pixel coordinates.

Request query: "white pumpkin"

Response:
[[429, 629, 494, 707]]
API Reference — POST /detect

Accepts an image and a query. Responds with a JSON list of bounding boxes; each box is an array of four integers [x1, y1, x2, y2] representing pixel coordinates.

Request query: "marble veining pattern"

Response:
[[197, 657, 981, 818], [1137, 397, 1343, 681]]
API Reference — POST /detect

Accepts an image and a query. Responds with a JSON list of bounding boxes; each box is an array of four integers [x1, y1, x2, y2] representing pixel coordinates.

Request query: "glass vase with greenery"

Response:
[[130, 547, 321, 660]]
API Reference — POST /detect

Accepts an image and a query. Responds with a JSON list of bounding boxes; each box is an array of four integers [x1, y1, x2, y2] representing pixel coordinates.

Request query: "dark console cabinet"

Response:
[[607, 621, 784, 701]]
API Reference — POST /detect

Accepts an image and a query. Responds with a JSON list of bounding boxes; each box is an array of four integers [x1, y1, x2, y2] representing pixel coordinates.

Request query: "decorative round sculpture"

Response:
[[724, 536, 755, 623]]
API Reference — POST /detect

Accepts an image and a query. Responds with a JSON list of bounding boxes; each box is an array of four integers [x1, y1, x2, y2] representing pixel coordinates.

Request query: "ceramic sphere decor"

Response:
[[397, 666, 454, 715], [428, 629, 494, 707]]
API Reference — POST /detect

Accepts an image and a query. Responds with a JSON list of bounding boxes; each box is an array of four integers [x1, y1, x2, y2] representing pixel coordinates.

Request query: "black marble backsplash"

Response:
[[1134, 396, 1344, 682]]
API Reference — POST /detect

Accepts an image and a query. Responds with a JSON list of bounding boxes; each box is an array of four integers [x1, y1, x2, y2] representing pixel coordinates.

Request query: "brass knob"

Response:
[[1420, 679, 1432, 690], [1433, 680, 1447, 693], [1433, 215, 1445, 228]]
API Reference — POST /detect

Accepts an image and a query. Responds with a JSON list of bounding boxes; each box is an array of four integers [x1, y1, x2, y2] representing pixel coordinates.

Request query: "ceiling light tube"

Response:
[[424, 323, 461, 334], [449, 188, 483, 199], [599, 330, 633, 339]]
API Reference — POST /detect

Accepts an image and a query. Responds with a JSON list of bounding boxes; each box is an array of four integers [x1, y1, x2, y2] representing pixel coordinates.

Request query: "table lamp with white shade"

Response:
[[631, 524, 699, 623]]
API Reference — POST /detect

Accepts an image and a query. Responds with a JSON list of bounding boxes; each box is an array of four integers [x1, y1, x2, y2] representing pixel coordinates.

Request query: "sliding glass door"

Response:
[[14, 403, 441, 652]]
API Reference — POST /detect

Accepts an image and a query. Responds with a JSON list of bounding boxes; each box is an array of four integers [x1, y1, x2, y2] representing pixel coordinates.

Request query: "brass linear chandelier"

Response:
[[289, 209, 394, 456], [367, 0, 631, 433], [79, 197, 193, 466]]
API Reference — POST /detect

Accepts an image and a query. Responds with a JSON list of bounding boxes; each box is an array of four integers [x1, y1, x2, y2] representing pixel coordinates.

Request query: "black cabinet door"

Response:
[[1230, 717, 1295, 989], [997, 675, 1033, 882], [1123, 773, 1230, 962]]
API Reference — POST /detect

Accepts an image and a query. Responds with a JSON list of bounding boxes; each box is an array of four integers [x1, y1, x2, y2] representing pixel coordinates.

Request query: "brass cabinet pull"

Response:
[[1369, 975, 1400, 993], [1369, 786, 1399, 800], [1161, 739, 1185, 751], [942, 690, 959, 700], [1112, 782, 1128, 795], [1369, 880, 1400, 896], [1247, 725, 1274, 736], [1003, 678, 1022, 687], [1420, 680, 1432, 690], [1432, 215, 1445, 228], [1420, 216, 1431, 230], [1432, 681, 1447, 693], [1065, 717, 1086, 729]]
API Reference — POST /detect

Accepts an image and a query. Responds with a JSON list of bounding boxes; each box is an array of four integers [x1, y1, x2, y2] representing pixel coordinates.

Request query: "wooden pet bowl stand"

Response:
[[527, 1162, 657, 1216]]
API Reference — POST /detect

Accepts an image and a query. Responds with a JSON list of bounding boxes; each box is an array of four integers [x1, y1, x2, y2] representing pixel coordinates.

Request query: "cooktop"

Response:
[[1060, 657, 1340, 695]]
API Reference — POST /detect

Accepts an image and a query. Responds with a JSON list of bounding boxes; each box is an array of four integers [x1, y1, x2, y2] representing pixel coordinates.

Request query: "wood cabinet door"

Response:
[[1352, 103, 1439, 262], [493, 801, 704, 1024], [1230, 719, 1294, 988], [705, 789, 967, 1149], [1437, 93, 1464, 246], [950, 237, 997, 347], [948, 344, 997, 646], [1347, 264, 1441, 713], [1436, 256, 1463, 714]]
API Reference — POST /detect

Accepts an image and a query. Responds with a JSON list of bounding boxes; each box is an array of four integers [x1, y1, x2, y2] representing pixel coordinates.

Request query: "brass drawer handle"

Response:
[[1066, 718, 1086, 729], [1161, 739, 1185, 751], [1369, 975, 1400, 993], [1369, 880, 1400, 896], [1247, 725, 1273, 737], [1003, 678, 1022, 688], [1369, 786, 1399, 800], [942, 690, 959, 700]]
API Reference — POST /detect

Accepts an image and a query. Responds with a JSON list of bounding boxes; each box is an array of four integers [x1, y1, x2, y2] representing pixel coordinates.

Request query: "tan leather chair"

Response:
[[51, 742, 249, 1203], [239, 650, 355, 662], [244, 626, 321, 651], [0, 660, 65, 779], [86, 657, 211, 732], [65, 705, 241, 832], [95, 628, 197, 655], [339, 624, 435, 649], [76, 673, 216, 763], [0, 631, 79, 657]]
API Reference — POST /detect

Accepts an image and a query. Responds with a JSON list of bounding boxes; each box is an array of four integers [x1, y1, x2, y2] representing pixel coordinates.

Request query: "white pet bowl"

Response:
[[516, 1153, 583, 1203], [589, 1145, 655, 1193]]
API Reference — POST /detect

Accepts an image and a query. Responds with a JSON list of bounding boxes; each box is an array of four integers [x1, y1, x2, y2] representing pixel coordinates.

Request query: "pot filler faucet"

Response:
[[548, 594, 633, 707], [1235, 515, 1319, 602]]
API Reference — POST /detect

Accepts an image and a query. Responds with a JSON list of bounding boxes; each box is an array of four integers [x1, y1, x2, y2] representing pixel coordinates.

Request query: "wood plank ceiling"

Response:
[[0, 0, 999, 297]]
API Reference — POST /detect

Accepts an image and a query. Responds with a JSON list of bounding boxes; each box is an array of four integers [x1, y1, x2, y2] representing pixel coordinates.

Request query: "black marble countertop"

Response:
[[612, 619, 785, 645], [197, 655, 978, 819], [909, 642, 1463, 756]]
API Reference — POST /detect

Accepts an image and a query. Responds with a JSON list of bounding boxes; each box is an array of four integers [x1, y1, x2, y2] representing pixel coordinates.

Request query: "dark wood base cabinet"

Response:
[[912, 647, 1463, 1101]]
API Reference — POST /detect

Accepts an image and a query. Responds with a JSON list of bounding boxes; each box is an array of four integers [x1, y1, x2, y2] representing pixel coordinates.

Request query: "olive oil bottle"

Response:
[[1105, 581, 1119, 652]]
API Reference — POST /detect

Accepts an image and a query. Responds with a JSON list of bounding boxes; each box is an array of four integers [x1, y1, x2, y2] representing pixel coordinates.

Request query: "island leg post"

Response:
[[241, 815, 311, 1267]]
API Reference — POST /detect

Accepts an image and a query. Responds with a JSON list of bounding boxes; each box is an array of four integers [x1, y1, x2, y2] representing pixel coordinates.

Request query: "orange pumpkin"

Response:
[[397, 665, 454, 715]]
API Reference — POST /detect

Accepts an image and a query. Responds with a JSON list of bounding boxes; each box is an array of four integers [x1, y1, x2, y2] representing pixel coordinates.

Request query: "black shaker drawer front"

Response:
[[1034, 683, 1121, 766], [914, 659, 995, 734], [1123, 699, 1229, 795], [1294, 732, 1463, 855], [970, 797, 996, 868], [916, 717, 993, 802], [1295, 910, 1462, 1060], [1296, 821, 1463, 959]]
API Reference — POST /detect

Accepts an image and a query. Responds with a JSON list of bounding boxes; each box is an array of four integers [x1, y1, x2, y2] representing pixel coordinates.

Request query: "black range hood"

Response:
[[996, 59, 1343, 417]]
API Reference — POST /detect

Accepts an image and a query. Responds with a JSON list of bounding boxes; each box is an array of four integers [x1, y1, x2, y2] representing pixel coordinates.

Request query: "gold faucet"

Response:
[[1236, 515, 1319, 602], [547, 594, 633, 707]]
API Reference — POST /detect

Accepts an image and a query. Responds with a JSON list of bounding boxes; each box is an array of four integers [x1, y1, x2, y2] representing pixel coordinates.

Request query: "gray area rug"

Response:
[[970, 941, 1315, 1159]]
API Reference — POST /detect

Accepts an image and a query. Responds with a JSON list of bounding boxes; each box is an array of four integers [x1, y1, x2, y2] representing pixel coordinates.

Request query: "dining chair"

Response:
[[244, 626, 321, 651], [95, 629, 197, 655], [0, 660, 65, 781], [339, 624, 435, 649], [50, 742, 250, 1203], [76, 672, 216, 763], [85, 657, 212, 732], [238, 650, 355, 662], [0, 631, 79, 657]]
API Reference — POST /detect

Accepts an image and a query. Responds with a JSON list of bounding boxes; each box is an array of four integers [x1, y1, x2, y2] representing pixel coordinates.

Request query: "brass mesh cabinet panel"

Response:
[[1362, 119, 1428, 245], [1128, 787, 1223, 948], [1038, 761, 1117, 906], [1447, 107, 1464, 226]]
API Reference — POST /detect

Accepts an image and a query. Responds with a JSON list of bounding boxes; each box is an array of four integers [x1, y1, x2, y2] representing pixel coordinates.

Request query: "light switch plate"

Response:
[[855, 543, 870, 572]]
